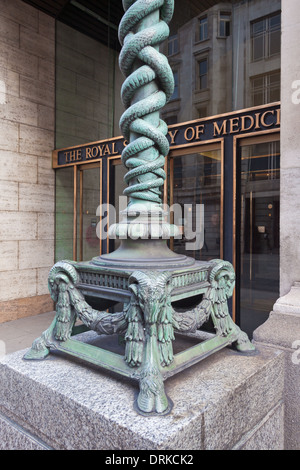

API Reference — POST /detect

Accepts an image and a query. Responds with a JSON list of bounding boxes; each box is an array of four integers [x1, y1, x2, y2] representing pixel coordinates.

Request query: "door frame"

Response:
[[168, 139, 224, 259], [232, 129, 280, 322], [72, 161, 103, 261]]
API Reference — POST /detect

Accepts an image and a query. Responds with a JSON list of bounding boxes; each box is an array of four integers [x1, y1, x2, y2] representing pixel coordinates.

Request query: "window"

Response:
[[251, 71, 280, 106], [164, 115, 178, 126], [251, 13, 281, 61], [199, 16, 208, 41], [219, 13, 231, 37], [197, 106, 208, 119], [198, 59, 208, 90], [170, 70, 179, 100], [168, 34, 179, 56]]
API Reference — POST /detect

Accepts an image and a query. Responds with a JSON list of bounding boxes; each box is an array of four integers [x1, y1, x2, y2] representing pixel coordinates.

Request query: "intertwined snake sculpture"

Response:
[[118, 0, 175, 206]]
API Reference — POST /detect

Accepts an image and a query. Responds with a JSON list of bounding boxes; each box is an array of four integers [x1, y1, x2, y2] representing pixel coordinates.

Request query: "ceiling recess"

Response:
[[22, 0, 227, 49]]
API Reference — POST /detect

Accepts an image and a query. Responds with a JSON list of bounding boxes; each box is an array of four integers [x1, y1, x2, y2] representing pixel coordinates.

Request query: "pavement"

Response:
[[0, 311, 55, 357]]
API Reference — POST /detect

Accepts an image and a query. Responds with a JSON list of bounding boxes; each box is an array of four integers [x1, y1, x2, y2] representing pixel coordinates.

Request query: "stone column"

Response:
[[253, 0, 300, 450], [279, 0, 300, 296]]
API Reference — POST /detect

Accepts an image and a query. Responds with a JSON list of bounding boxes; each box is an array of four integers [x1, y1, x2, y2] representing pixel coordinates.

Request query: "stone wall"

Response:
[[0, 0, 55, 323], [279, 0, 300, 297]]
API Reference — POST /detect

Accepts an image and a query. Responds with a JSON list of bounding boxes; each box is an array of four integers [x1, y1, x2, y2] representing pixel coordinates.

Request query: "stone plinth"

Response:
[[253, 283, 300, 450], [0, 332, 284, 450]]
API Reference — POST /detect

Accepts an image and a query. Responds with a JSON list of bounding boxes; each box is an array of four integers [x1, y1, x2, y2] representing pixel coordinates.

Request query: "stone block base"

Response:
[[0, 295, 54, 324], [0, 334, 284, 450], [253, 283, 300, 450]]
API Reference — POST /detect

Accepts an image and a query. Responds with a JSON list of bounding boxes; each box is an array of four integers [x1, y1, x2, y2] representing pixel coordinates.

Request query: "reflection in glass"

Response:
[[239, 140, 280, 337], [77, 166, 101, 261], [198, 59, 208, 90], [55, 21, 121, 150], [162, 0, 281, 121], [55, 167, 74, 262], [168, 34, 179, 56], [171, 70, 179, 101], [199, 16, 208, 42], [251, 12, 281, 61], [110, 161, 127, 252], [219, 12, 231, 37], [251, 13, 281, 61], [170, 150, 221, 262], [251, 71, 280, 106]]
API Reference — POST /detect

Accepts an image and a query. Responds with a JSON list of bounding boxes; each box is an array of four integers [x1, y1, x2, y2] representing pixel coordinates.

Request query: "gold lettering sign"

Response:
[[168, 129, 178, 144], [212, 109, 279, 138], [261, 110, 275, 127], [54, 104, 280, 168], [229, 117, 240, 134], [241, 115, 255, 132], [86, 142, 118, 159], [276, 108, 281, 126], [64, 149, 82, 163], [184, 127, 196, 141], [213, 120, 227, 136]]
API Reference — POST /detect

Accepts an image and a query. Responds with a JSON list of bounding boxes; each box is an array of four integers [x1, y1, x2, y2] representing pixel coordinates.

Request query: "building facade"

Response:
[[0, 0, 283, 339], [0, 0, 298, 343], [1, 0, 300, 449], [162, 0, 281, 122]]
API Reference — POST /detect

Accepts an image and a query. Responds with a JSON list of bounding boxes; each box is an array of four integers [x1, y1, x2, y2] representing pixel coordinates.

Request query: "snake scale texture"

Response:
[[119, 0, 174, 206]]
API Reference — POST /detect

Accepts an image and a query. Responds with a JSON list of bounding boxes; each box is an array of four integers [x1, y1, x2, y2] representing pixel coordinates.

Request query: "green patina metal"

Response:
[[119, 0, 174, 208], [106, 0, 180, 248], [24, 0, 255, 416]]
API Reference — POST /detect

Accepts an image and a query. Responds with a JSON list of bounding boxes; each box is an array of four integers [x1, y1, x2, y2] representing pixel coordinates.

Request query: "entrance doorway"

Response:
[[107, 156, 127, 254], [75, 163, 102, 262], [55, 163, 102, 263], [234, 132, 280, 336]]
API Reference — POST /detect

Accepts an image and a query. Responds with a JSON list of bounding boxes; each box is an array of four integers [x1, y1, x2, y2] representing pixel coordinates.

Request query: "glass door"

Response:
[[76, 163, 102, 262], [107, 157, 127, 253], [236, 133, 280, 336], [55, 167, 75, 262], [168, 143, 223, 261]]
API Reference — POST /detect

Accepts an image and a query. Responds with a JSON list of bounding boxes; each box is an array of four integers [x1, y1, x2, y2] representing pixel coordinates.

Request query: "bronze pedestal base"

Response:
[[24, 256, 255, 415]]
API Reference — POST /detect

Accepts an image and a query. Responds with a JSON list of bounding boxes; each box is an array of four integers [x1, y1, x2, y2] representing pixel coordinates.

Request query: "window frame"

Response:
[[168, 34, 179, 57], [198, 15, 208, 42], [251, 71, 281, 106], [170, 69, 180, 101], [219, 11, 231, 38], [197, 57, 209, 91], [251, 12, 281, 62]]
